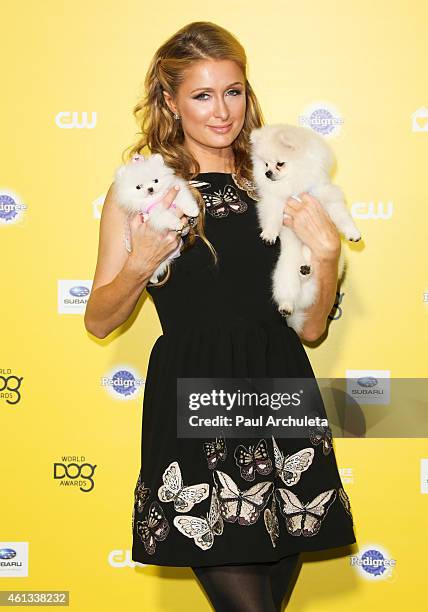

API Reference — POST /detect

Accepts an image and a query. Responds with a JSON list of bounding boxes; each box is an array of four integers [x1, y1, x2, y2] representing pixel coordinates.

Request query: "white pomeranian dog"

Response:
[[250, 123, 362, 335], [113, 153, 200, 283]]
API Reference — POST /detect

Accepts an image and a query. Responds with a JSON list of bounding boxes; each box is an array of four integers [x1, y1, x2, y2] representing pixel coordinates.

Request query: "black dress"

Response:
[[131, 172, 356, 567]]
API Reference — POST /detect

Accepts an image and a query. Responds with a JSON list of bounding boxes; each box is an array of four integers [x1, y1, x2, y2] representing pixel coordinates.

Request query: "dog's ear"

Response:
[[115, 164, 127, 179], [151, 153, 165, 164], [249, 128, 262, 145], [278, 131, 296, 150]]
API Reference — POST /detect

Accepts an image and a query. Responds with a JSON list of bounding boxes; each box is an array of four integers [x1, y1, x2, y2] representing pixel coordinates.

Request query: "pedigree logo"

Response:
[[101, 366, 145, 400], [350, 545, 397, 581], [298, 101, 344, 138], [0, 191, 27, 225]]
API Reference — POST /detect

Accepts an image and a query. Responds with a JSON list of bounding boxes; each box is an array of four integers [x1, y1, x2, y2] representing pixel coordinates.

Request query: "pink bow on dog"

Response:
[[131, 153, 145, 163]]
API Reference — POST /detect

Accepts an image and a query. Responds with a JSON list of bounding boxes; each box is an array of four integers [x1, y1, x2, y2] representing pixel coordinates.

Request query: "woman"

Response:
[[85, 21, 356, 612]]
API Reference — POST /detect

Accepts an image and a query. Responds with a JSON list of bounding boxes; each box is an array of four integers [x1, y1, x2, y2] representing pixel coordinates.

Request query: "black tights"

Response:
[[191, 553, 301, 612]]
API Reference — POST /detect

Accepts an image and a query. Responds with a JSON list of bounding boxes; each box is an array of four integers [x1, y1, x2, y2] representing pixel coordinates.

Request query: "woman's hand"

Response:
[[127, 185, 190, 278], [282, 193, 341, 262]]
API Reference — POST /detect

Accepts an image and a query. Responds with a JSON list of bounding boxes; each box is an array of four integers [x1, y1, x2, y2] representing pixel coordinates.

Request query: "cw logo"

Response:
[[55, 111, 97, 129], [53, 462, 97, 492], [108, 550, 146, 568], [351, 201, 393, 220]]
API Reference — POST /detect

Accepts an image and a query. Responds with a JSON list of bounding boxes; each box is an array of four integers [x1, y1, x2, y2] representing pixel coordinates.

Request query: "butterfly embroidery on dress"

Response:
[[158, 461, 210, 512], [338, 487, 353, 520], [134, 472, 151, 513], [173, 487, 224, 550], [132, 473, 151, 530], [203, 434, 228, 470], [272, 436, 314, 486], [188, 180, 248, 218], [231, 173, 259, 201], [136, 500, 170, 554], [213, 469, 273, 525], [309, 424, 333, 455], [275, 488, 337, 537], [264, 492, 280, 548], [234, 438, 273, 481]]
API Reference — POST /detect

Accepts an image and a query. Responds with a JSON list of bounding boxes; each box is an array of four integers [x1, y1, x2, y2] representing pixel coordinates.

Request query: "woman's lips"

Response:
[[208, 123, 233, 134]]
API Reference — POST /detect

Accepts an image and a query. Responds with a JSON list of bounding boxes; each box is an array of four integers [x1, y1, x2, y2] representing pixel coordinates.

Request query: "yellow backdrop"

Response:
[[2, 0, 427, 610]]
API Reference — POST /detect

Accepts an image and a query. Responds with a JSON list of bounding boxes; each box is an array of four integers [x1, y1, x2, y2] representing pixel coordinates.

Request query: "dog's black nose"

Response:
[[148, 187, 154, 193], [265, 170, 273, 179]]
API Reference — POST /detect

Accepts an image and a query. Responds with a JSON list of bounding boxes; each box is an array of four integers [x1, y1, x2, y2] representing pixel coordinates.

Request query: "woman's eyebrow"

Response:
[[190, 81, 244, 93]]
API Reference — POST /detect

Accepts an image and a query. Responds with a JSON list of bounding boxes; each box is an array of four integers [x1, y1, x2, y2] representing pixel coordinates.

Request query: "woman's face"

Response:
[[164, 59, 247, 155]]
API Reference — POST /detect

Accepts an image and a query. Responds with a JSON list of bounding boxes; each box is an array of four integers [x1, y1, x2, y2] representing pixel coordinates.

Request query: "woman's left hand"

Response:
[[283, 193, 341, 262]]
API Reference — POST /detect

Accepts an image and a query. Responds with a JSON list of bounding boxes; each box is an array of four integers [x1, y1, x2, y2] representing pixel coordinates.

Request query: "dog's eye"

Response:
[[277, 162, 285, 167], [265, 162, 268, 167], [136, 185, 142, 190], [154, 179, 158, 183]]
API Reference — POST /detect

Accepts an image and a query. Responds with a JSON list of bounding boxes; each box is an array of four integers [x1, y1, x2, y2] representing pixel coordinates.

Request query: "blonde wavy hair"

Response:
[[122, 21, 265, 286]]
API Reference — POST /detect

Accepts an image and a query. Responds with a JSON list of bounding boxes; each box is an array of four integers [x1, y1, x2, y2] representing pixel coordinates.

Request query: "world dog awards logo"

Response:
[[350, 545, 396, 580], [53, 456, 97, 492]]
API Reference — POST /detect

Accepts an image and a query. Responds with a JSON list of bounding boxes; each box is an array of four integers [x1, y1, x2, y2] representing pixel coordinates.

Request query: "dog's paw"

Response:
[[169, 218, 183, 231], [278, 301, 294, 317], [184, 203, 200, 217], [259, 229, 278, 244], [300, 265, 311, 276], [345, 228, 362, 242]]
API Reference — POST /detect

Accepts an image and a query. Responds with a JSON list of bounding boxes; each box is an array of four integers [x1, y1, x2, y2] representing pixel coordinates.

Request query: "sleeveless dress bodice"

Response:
[[146, 172, 284, 334]]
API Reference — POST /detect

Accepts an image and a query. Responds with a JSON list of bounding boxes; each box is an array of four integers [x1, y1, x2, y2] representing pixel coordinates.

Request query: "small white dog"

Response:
[[113, 153, 200, 283], [250, 123, 362, 335]]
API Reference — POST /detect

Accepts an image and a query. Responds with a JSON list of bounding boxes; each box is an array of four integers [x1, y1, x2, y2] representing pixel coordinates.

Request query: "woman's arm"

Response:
[[298, 250, 340, 342], [84, 260, 153, 340], [84, 183, 182, 339], [282, 192, 342, 343], [84, 184, 153, 339]]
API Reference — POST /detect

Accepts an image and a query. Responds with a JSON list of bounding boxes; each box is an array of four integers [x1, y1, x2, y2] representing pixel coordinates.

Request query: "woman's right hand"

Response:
[[126, 185, 188, 279]]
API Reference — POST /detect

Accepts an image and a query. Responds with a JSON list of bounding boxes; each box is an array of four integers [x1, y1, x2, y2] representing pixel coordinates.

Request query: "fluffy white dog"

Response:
[[250, 124, 362, 335], [113, 153, 200, 283]]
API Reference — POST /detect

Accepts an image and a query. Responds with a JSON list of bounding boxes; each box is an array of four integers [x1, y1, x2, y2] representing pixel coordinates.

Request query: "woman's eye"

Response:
[[193, 89, 243, 101], [277, 162, 285, 167]]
